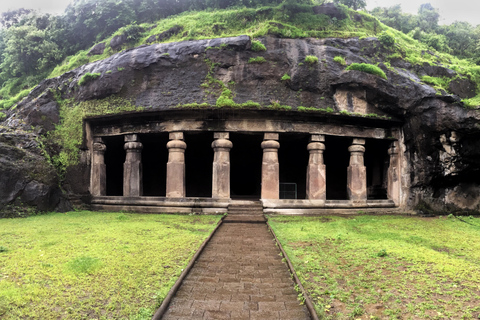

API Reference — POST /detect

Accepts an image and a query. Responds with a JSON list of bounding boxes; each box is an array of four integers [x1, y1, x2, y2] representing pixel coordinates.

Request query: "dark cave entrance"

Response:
[[365, 139, 390, 200], [279, 133, 309, 199], [325, 136, 350, 200], [185, 132, 213, 198], [141, 133, 168, 196], [103, 135, 124, 196], [230, 133, 263, 200]]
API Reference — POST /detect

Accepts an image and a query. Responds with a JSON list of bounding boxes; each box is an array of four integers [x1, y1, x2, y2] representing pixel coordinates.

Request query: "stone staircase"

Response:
[[224, 200, 265, 223]]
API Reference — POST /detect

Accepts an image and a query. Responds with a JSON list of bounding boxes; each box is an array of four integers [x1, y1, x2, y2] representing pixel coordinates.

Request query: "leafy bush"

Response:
[[251, 40, 266, 52], [0, 88, 32, 110], [0, 112, 5, 120], [281, 73, 291, 81], [333, 56, 346, 65], [78, 72, 101, 86], [305, 55, 318, 64], [345, 63, 387, 79], [216, 89, 236, 107], [248, 56, 267, 64], [379, 31, 395, 46]]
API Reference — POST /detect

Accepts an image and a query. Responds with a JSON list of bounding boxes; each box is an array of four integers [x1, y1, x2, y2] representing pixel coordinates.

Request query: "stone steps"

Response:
[[225, 200, 264, 223]]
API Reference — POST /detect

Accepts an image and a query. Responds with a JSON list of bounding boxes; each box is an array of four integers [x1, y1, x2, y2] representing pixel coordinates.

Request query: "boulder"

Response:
[[313, 3, 347, 20], [110, 34, 127, 51], [87, 42, 106, 56]]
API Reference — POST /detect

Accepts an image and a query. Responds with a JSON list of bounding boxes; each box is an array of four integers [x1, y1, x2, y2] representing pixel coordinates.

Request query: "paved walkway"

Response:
[[162, 222, 311, 319]]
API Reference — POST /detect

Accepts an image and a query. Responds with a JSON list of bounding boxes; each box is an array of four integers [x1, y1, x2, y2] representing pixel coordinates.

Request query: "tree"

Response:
[[417, 3, 439, 33], [334, 0, 366, 11], [0, 24, 62, 78], [0, 8, 33, 28]]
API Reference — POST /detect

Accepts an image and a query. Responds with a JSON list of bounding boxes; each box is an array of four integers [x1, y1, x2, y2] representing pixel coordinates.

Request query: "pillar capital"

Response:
[[307, 141, 325, 152], [167, 139, 187, 150], [261, 140, 280, 150], [124, 141, 143, 151], [264, 132, 279, 141], [348, 144, 365, 153], [212, 138, 233, 150]]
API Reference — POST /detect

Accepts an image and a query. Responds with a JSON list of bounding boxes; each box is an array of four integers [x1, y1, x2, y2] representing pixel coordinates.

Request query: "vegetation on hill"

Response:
[[1, 0, 480, 112]]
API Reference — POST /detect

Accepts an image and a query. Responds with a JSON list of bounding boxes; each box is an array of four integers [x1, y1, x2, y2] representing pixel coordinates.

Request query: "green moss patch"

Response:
[[0, 211, 221, 319], [346, 62, 387, 79]]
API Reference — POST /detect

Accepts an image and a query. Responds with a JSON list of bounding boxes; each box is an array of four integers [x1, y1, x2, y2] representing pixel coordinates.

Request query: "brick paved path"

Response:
[[161, 222, 311, 319]]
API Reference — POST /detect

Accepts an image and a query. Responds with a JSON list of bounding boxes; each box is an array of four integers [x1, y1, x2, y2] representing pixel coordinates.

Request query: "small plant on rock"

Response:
[[305, 55, 318, 64], [78, 72, 101, 86], [281, 73, 291, 81], [248, 56, 266, 64], [251, 40, 266, 52], [345, 63, 387, 80], [333, 56, 346, 65]]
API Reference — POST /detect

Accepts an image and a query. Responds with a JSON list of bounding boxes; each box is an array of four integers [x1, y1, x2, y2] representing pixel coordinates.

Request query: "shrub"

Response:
[[248, 56, 266, 64], [379, 31, 395, 47], [0, 112, 5, 120], [281, 73, 291, 81], [333, 56, 346, 65], [78, 72, 101, 86], [251, 40, 266, 52], [345, 63, 387, 80], [216, 89, 235, 107], [305, 55, 318, 64]]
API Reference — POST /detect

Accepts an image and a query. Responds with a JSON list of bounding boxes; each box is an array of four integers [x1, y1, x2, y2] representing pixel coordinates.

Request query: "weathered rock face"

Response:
[[2, 34, 480, 213]]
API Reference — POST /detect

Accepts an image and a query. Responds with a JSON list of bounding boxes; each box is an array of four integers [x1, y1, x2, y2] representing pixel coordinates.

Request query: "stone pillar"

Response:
[[166, 132, 187, 198], [91, 137, 107, 196], [347, 138, 367, 203], [123, 134, 143, 196], [388, 141, 400, 205], [261, 133, 280, 199], [306, 134, 326, 201], [212, 132, 232, 199]]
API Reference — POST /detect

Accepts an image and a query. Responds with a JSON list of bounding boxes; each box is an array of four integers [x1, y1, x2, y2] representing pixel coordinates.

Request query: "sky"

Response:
[[0, 0, 479, 26]]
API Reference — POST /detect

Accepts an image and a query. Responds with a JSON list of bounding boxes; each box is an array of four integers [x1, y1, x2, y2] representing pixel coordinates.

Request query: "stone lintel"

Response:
[[169, 131, 184, 140], [214, 132, 229, 139], [125, 134, 139, 142], [264, 133, 279, 140], [352, 138, 365, 145], [310, 134, 325, 142]]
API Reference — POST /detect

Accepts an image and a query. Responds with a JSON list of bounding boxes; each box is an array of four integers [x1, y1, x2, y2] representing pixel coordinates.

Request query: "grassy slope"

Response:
[[0, 211, 221, 319], [269, 215, 480, 319], [3, 4, 480, 113]]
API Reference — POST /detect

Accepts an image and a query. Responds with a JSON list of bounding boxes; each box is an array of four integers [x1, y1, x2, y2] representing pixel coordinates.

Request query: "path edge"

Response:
[[266, 218, 320, 320], [152, 215, 225, 320]]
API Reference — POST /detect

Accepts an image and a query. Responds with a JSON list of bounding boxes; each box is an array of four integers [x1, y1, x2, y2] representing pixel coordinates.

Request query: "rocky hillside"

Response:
[[1, 4, 480, 215]]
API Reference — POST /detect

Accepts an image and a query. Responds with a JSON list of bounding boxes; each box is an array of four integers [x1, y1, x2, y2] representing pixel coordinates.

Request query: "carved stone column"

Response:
[[388, 141, 400, 205], [347, 138, 367, 203], [261, 133, 280, 199], [166, 132, 187, 198], [306, 134, 326, 201], [123, 134, 143, 196], [212, 132, 232, 199], [91, 137, 106, 196]]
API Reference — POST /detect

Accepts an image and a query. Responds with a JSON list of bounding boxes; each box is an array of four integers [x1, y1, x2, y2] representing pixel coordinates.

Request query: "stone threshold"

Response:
[[90, 196, 398, 214]]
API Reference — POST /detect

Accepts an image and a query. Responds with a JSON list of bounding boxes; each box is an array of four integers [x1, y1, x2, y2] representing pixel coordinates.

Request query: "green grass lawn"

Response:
[[269, 215, 480, 320], [0, 211, 221, 319]]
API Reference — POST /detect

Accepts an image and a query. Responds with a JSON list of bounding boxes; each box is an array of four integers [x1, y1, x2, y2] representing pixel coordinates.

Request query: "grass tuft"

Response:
[[68, 256, 102, 274], [346, 62, 387, 79]]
